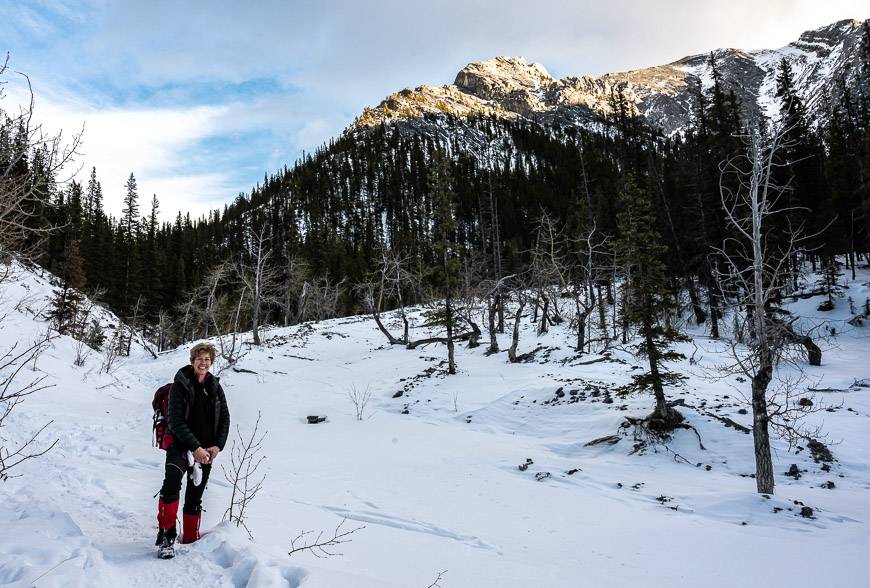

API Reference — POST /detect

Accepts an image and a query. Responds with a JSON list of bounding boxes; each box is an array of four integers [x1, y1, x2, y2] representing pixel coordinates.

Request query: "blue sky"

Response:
[[2, 0, 869, 220]]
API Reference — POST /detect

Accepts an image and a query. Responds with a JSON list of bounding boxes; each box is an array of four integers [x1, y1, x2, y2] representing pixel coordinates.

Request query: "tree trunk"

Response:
[[487, 296, 499, 353], [643, 310, 667, 418], [508, 299, 526, 363], [686, 275, 707, 324], [801, 335, 822, 366], [597, 284, 607, 334], [446, 306, 455, 374], [466, 320, 481, 349], [709, 284, 720, 339], [252, 293, 261, 345], [444, 245, 455, 374], [751, 365, 775, 494], [576, 308, 588, 353], [538, 293, 549, 335], [372, 309, 403, 345]]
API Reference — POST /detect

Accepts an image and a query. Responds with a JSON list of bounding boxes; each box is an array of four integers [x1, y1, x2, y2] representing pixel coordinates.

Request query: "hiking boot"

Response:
[[156, 526, 177, 559]]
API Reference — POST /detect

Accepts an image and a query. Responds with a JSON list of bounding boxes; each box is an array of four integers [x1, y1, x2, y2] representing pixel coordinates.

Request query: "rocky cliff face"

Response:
[[353, 19, 868, 135]]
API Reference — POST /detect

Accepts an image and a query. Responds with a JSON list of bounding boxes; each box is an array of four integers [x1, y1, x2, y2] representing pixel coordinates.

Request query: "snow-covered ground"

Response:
[[1, 261, 869, 587]]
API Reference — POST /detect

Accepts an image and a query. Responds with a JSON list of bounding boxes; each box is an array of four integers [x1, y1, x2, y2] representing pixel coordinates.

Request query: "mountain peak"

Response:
[[454, 56, 554, 101], [791, 18, 863, 56], [352, 18, 869, 135]]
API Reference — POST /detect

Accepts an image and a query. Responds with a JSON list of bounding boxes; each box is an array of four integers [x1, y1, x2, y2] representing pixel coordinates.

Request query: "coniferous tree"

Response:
[[775, 58, 829, 285], [143, 194, 163, 320], [613, 175, 686, 428], [119, 172, 141, 310], [428, 149, 459, 374], [48, 238, 86, 335]]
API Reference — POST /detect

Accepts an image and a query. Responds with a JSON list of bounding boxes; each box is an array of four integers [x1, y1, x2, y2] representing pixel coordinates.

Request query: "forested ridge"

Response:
[[3, 32, 870, 356]]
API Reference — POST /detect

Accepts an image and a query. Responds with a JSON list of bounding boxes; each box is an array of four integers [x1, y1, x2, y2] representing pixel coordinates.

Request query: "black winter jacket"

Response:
[[167, 365, 230, 452]]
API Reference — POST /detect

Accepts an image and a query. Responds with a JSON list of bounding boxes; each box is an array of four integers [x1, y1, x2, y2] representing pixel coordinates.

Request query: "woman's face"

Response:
[[192, 352, 212, 378]]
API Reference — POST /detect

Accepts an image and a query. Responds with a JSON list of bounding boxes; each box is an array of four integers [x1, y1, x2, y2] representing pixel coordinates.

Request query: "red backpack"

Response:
[[152, 383, 188, 450]]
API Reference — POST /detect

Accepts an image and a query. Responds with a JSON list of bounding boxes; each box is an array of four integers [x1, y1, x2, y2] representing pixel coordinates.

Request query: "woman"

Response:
[[156, 342, 230, 559]]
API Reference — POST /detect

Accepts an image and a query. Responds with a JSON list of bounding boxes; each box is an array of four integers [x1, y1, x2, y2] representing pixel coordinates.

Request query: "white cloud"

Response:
[[143, 173, 237, 220], [71, 104, 230, 221], [4, 79, 236, 221]]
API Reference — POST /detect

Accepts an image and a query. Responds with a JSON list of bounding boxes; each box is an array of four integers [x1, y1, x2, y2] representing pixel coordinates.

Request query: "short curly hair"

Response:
[[189, 342, 216, 363]]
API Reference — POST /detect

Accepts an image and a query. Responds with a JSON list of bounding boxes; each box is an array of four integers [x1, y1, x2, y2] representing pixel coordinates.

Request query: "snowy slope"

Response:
[[1, 261, 869, 587]]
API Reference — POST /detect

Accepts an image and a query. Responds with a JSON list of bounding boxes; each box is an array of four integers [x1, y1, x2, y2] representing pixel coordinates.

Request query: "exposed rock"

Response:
[[454, 56, 554, 103], [353, 19, 868, 137], [807, 439, 834, 463]]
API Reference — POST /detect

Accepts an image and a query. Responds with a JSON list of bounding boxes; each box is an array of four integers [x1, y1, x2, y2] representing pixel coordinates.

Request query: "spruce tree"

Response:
[[428, 149, 459, 374], [613, 175, 686, 429], [119, 173, 141, 310], [143, 194, 163, 320], [775, 57, 829, 278]]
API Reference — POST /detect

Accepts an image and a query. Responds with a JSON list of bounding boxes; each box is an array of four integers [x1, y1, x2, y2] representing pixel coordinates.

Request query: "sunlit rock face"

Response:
[[353, 19, 868, 136]]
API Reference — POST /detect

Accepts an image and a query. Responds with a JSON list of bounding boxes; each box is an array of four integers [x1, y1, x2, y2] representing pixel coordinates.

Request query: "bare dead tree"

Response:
[[288, 518, 365, 558], [357, 246, 418, 346], [173, 297, 197, 344], [156, 308, 172, 352], [170, 261, 231, 345], [507, 275, 532, 363], [70, 293, 102, 367], [454, 252, 488, 348], [212, 287, 250, 373], [201, 261, 233, 340], [296, 277, 346, 323], [280, 253, 309, 327], [570, 221, 611, 353], [0, 333, 59, 480], [123, 294, 146, 357], [100, 331, 122, 374], [222, 412, 267, 540], [235, 226, 282, 345], [715, 121, 827, 494], [528, 211, 567, 335], [483, 274, 515, 353]]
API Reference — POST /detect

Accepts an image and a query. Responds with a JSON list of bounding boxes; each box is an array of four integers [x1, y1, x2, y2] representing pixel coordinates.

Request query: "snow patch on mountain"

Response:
[[354, 18, 868, 135]]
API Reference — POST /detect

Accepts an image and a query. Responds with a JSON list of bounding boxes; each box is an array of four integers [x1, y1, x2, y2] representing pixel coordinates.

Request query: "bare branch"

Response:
[[221, 412, 267, 539], [287, 518, 365, 558]]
